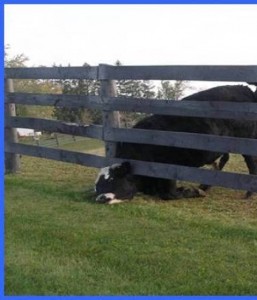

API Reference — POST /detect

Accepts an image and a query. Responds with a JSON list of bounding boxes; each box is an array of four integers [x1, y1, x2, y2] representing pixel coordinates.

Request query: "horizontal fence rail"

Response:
[[6, 116, 257, 157], [5, 93, 102, 109], [5, 65, 257, 82], [5, 143, 105, 168], [5, 93, 257, 121], [5, 66, 98, 80], [99, 65, 257, 81], [103, 97, 257, 121], [130, 158, 257, 194], [6, 117, 103, 140], [104, 127, 257, 157], [5, 142, 257, 193]]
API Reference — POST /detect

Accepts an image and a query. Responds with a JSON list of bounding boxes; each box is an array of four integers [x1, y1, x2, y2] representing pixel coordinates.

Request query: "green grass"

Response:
[[59, 137, 104, 153], [5, 149, 257, 295]]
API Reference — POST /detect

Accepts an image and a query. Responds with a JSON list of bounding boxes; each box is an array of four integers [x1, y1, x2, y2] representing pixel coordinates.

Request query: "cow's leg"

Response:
[[218, 153, 230, 170], [177, 186, 206, 198], [158, 179, 206, 200], [136, 176, 160, 196], [158, 179, 178, 200], [242, 155, 257, 198], [139, 177, 206, 200], [199, 153, 230, 192]]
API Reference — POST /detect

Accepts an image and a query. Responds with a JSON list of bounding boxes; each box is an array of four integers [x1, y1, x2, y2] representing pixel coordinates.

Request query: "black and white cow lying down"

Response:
[[95, 85, 257, 204]]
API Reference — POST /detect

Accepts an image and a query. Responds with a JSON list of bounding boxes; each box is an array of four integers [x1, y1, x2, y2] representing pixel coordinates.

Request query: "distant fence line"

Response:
[[18, 131, 87, 148], [4, 64, 257, 193]]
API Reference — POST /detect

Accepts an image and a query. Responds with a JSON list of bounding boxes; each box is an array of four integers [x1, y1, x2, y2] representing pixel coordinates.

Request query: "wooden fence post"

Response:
[[4, 78, 20, 173], [99, 64, 121, 158], [54, 133, 59, 147]]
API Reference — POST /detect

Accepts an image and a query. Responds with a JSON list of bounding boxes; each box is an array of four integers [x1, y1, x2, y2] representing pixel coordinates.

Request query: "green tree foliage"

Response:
[[157, 80, 189, 100], [5, 46, 60, 118], [5, 51, 29, 68], [115, 60, 155, 127], [52, 64, 102, 124], [115, 60, 155, 98]]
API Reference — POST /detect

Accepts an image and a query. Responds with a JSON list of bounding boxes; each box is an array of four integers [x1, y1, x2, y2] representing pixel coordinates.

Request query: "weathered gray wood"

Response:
[[4, 79, 20, 173], [5, 65, 257, 81], [5, 66, 98, 80], [6, 93, 257, 121], [99, 65, 257, 81], [6, 117, 103, 140], [126, 159, 257, 193], [100, 65, 121, 158], [5, 93, 102, 109], [104, 127, 257, 156], [5, 142, 106, 168], [54, 133, 59, 147], [105, 97, 257, 121], [7, 116, 257, 156], [6, 142, 257, 193]]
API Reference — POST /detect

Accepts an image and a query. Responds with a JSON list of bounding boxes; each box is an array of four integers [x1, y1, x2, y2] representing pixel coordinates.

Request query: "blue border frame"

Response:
[[2, 1, 257, 299], [3, 0, 257, 3], [1, 1, 4, 299]]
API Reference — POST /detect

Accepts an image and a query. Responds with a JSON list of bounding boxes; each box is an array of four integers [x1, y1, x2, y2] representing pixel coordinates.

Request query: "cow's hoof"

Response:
[[244, 191, 253, 199], [160, 193, 177, 200], [177, 187, 206, 198], [108, 199, 126, 205], [198, 184, 212, 192], [196, 188, 207, 197]]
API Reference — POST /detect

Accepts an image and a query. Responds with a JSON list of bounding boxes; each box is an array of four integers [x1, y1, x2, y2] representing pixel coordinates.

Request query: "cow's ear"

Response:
[[113, 161, 131, 177]]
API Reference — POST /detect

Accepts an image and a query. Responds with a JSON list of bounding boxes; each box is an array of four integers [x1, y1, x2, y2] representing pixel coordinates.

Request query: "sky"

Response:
[[4, 4, 257, 91]]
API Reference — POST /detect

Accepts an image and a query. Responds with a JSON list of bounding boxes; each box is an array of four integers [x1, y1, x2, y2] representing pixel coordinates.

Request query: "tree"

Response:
[[5, 46, 61, 118], [115, 60, 155, 98], [115, 60, 155, 127], [157, 80, 189, 100], [52, 63, 102, 124], [5, 49, 29, 68]]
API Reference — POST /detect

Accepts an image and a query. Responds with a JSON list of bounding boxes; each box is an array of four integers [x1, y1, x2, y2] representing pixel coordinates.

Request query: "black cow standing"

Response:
[[95, 85, 257, 204]]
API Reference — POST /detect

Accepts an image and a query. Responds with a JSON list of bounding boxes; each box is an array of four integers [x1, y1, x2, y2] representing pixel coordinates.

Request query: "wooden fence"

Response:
[[4, 64, 257, 193]]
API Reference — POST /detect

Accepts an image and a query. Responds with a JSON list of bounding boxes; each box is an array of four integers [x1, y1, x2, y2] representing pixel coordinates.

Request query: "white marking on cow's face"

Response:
[[96, 193, 125, 205], [102, 193, 115, 200], [96, 192, 116, 203]]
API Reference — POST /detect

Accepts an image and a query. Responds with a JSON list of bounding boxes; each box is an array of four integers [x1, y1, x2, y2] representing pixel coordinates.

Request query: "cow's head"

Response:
[[95, 162, 137, 204]]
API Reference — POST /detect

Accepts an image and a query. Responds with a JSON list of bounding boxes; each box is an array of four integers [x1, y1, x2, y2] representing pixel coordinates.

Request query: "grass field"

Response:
[[4, 140, 257, 295]]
